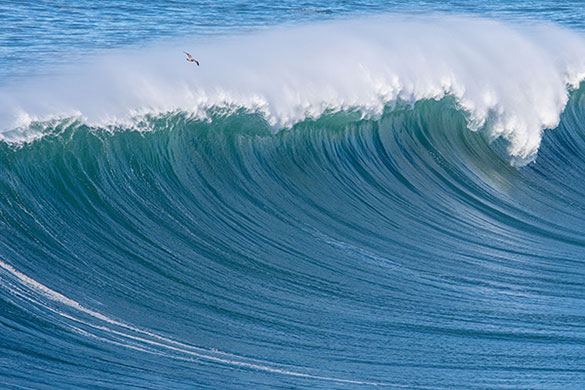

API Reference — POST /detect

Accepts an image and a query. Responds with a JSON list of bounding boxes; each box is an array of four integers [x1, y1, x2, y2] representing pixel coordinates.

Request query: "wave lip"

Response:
[[2, 15, 585, 163]]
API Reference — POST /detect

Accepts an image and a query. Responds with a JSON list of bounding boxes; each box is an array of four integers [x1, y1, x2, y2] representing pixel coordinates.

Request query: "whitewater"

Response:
[[2, 2, 585, 390], [3, 15, 585, 162]]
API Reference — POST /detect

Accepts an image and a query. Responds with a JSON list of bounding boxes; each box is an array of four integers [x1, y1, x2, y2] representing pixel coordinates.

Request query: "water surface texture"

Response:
[[2, 1, 585, 389]]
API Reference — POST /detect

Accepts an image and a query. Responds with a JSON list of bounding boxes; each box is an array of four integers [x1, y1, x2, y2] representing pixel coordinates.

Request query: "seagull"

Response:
[[184, 52, 199, 66]]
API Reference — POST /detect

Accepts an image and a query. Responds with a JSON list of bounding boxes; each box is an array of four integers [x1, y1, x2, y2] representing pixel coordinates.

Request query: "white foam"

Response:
[[1, 14, 585, 161]]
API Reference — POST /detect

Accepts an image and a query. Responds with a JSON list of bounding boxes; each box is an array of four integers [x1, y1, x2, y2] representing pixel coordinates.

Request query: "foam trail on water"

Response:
[[1, 259, 437, 388], [2, 14, 585, 162]]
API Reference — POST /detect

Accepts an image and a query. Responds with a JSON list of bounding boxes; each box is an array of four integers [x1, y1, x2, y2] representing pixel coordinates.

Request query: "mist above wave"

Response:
[[2, 14, 585, 162]]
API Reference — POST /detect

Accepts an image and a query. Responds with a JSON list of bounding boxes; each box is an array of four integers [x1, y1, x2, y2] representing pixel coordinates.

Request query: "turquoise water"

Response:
[[2, 2, 585, 389]]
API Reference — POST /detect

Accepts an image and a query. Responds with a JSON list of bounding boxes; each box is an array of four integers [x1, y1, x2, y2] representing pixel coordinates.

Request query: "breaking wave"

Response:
[[2, 15, 585, 162], [3, 14, 585, 390]]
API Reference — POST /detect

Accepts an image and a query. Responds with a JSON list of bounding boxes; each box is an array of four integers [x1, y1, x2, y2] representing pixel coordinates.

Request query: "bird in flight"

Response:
[[184, 52, 200, 66]]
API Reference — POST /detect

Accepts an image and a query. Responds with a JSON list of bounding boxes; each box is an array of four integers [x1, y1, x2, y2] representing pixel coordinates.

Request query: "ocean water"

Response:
[[2, 1, 585, 389]]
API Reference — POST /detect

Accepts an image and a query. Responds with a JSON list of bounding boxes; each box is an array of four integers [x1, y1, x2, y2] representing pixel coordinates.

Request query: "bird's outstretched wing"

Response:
[[194, 59, 199, 66], [184, 51, 194, 60]]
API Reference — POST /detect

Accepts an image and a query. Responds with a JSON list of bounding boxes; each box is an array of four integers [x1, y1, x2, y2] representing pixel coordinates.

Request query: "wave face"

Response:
[[2, 91, 585, 389], [3, 9, 585, 390]]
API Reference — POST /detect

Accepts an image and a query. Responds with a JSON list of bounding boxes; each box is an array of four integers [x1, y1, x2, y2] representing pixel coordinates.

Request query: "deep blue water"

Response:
[[2, 1, 585, 389]]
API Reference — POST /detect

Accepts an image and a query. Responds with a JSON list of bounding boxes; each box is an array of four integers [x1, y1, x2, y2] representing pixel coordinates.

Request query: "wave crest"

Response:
[[2, 15, 585, 163]]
